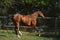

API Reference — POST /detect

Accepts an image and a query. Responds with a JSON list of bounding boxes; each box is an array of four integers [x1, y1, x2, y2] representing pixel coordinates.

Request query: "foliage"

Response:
[[0, 0, 60, 16]]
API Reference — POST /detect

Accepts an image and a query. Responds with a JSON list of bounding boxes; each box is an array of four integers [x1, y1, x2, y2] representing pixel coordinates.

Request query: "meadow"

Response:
[[0, 30, 60, 40]]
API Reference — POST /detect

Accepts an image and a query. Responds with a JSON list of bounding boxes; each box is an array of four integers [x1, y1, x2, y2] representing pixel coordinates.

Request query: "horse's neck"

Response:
[[31, 12, 38, 18]]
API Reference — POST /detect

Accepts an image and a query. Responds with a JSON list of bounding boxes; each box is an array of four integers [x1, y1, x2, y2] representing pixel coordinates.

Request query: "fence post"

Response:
[[55, 17, 57, 37]]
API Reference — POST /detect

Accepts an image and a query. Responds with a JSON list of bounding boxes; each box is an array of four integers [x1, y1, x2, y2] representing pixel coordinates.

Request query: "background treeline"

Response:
[[0, 0, 60, 17], [0, 0, 60, 32]]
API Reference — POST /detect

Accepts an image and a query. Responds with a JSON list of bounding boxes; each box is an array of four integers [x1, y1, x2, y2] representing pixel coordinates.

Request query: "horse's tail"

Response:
[[11, 14, 15, 25], [7, 14, 15, 25]]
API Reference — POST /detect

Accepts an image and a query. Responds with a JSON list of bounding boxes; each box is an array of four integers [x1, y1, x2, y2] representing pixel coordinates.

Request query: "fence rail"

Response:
[[0, 16, 60, 32], [38, 17, 54, 19]]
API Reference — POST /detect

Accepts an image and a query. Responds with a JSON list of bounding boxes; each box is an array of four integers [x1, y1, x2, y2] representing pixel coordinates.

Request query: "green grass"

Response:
[[0, 30, 60, 40]]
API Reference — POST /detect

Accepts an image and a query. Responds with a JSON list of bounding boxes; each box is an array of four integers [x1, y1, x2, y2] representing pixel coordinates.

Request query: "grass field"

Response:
[[0, 30, 60, 40]]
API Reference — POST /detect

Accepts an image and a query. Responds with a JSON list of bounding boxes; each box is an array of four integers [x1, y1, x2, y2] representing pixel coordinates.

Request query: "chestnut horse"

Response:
[[13, 10, 44, 37]]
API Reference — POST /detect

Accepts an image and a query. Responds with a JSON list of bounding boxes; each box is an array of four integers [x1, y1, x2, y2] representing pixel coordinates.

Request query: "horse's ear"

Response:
[[36, 9, 39, 11], [37, 9, 40, 11]]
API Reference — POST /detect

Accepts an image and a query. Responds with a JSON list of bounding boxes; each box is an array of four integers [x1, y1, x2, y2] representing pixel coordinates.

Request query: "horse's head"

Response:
[[38, 11, 44, 18]]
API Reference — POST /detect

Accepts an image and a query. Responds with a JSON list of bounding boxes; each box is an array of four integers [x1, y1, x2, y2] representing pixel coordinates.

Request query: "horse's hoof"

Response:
[[38, 34, 41, 37], [17, 35, 20, 38]]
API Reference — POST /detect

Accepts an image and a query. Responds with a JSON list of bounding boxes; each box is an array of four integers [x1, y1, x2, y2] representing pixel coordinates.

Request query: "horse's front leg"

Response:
[[32, 20, 39, 32], [32, 21, 37, 32]]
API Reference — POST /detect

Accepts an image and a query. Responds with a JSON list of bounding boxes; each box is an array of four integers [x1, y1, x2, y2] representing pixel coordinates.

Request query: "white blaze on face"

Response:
[[42, 15, 44, 18], [40, 13, 44, 18]]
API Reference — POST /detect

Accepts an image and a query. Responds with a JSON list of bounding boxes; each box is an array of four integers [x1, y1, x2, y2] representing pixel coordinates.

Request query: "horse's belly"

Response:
[[22, 17, 31, 25]]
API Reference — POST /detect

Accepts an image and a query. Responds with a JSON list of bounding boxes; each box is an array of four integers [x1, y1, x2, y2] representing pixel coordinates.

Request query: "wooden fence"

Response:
[[0, 16, 60, 32]]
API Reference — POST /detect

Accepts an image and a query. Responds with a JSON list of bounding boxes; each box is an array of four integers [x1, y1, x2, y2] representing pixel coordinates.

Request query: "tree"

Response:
[[0, 0, 60, 16]]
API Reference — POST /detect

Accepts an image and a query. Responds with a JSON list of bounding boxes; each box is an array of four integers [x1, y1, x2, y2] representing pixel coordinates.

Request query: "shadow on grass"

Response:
[[53, 38, 60, 40], [36, 34, 60, 40], [0, 35, 7, 37]]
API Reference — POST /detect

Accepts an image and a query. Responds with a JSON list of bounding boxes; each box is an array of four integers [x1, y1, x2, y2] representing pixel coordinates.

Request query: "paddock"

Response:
[[0, 16, 60, 36], [0, 16, 60, 40]]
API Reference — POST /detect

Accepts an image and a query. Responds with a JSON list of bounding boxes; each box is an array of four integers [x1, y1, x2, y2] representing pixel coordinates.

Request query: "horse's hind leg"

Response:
[[15, 22, 22, 37], [14, 22, 21, 38]]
